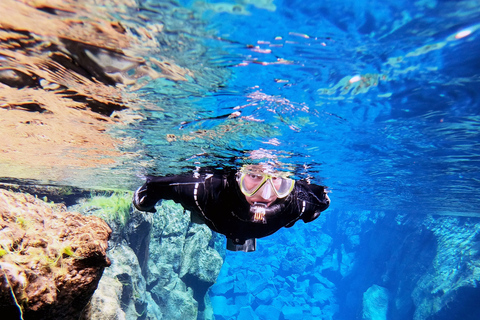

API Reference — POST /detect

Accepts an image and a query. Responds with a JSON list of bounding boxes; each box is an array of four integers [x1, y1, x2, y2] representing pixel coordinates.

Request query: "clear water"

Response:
[[131, 0, 480, 216], [124, 1, 480, 319], [3, 0, 480, 319]]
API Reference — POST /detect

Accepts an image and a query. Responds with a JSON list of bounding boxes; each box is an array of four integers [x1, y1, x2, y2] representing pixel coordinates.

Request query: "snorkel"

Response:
[[249, 202, 287, 223], [250, 202, 268, 223]]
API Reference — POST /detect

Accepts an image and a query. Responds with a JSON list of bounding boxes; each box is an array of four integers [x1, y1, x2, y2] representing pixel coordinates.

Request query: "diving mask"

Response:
[[238, 167, 295, 199]]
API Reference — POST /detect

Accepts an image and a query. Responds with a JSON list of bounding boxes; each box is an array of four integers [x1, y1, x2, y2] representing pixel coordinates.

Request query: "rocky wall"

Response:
[[0, 189, 111, 320], [76, 196, 223, 320]]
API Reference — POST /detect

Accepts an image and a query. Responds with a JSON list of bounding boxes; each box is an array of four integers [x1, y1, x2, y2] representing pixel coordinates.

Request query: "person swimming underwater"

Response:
[[133, 164, 330, 252]]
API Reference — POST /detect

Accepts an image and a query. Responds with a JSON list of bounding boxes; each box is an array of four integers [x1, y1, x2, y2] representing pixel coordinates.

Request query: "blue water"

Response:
[[2, 0, 480, 319], [126, 0, 480, 319], [134, 0, 480, 215]]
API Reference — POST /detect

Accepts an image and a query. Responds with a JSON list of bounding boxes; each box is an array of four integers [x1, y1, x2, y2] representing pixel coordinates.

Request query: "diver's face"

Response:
[[243, 173, 282, 206]]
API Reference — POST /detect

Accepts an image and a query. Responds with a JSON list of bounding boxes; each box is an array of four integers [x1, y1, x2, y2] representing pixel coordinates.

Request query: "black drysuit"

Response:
[[133, 171, 330, 251]]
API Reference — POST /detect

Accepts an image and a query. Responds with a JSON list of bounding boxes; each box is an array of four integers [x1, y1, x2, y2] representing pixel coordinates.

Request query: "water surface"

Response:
[[130, 0, 480, 217]]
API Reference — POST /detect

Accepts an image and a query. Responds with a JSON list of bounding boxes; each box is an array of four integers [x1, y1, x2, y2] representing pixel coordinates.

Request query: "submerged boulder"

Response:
[[80, 242, 148, 320], [0, 189, 111, 320], [180, 223, 224, 309], [363, 285, 389, 320], [147, 200, 223, 320], [412, 216, 480, 320], [75, 194, 223, 320]]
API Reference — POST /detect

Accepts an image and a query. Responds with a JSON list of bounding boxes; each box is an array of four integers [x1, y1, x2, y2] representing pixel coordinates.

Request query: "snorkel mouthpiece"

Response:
[[250, 202, 267, 224]]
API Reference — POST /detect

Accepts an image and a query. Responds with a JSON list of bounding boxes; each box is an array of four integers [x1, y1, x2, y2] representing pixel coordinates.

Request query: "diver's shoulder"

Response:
[[295, 180, 326, 192]]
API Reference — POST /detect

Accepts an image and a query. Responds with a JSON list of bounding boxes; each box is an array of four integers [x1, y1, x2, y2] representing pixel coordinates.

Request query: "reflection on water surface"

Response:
[[1, 0, 480, 216]]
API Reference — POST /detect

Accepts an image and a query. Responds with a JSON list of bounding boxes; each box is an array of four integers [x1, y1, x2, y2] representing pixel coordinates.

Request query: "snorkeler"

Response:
[[132, 165, 330, 252]]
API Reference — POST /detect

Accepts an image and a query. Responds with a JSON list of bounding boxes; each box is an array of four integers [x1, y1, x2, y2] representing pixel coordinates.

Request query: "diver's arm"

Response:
[[133, 175, 204, 212], [299, 183, 330, 223]]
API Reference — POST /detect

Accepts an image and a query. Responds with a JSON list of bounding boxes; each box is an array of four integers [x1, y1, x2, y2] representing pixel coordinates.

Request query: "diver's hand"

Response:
[[133, 185, 157, 213]]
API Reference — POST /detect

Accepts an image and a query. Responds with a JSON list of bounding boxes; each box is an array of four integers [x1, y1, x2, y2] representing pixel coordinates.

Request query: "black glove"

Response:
[[132, 184, 157, 213]]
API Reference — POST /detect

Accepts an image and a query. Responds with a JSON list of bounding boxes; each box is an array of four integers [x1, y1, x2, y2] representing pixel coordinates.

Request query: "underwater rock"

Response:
[[83, 194, 154, 276], [80, 276, 126, 320], [277, 289, 294, 305], [319, 250, 339, 272], [314, 233, 333, 258], [199, 295, 216, 320], [74, 192, 153, 277], [281, 305, 303, 320], [310, 282, 334, 305], [411, 216, 480, 320], [180, 223, 223, 309], [0, 189, 111, 320], [144, 291, 163, 320], [149, 200, 191, 272], [125, 210, 154, 276], [210, 207, 480, 320], [210, 295, 237, 319], [313, 274, 336, 290], [256, 287, 277, 304], [74, 192, 151, 320], [362, 285, 389, 320], [209, 223, 339, 320], [279, 247, 314, 275], [147, 200, 223, 320], [74, 192, 133, 242], [238, 306, 259, 320], [75, 195, 223, 320], [210, 274, 234, 295], [149, 277, 198, 320], [244, 270, 269, 295], [81, 242, 148, 320], [77, 193, 224, 320], [340, 244, 355, 277], [233, 271, 248, 294], [0, 180, 97, 207], [234, 293, 255, 307], [255, 305, 281, 320]]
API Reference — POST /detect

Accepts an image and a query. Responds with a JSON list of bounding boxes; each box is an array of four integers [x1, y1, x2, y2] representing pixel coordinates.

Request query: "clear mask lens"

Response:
[[261, 181, 273, 199], [239, 171, 294, 198]]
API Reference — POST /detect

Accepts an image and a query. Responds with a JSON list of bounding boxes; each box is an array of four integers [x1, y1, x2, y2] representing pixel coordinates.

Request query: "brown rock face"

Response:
[[0, 189, 111, 320]]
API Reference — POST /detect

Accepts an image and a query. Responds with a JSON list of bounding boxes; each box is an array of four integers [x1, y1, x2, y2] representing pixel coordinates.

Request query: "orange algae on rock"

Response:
[[0, 189, 111, 320]]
